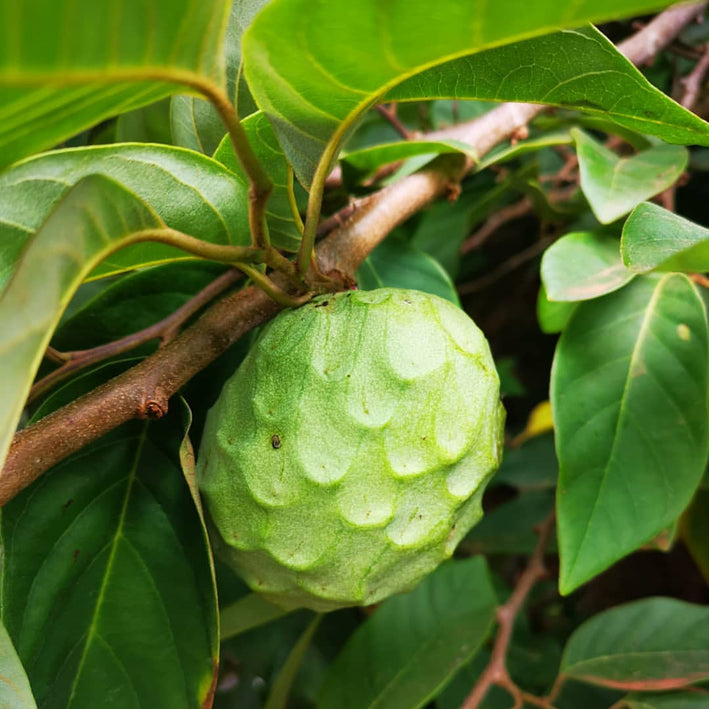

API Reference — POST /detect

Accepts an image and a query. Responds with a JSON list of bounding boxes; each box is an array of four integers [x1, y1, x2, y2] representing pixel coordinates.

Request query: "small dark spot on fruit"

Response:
[[62, 499, 74, 513], [314, 300, 330, 308], [421, 436, 426, 441], [404, 299, 412, 304], [73, 549, 80, 563], [271, 434, 281, 449]]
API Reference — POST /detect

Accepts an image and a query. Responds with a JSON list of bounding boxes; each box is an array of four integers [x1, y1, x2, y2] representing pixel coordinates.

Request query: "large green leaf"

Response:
[[0, 176, 165, 475], [0, 0, 231, 169], [244, 6, 708, 189], [213, 110, 302, 251], [389, 27, 708, 149], [552, 275, 709, 594], [0, 144, 249, 290], [573, 129, 688, 224], [356, 235, 460, 305], [622, 202, 709, 273], [541, 232, 634, 302], [317, 557, 497, 709], [171, 0, 268, 154], [0, 621, 36, 709], [559, 598, 709, 690], [1, 413, 219, 707]]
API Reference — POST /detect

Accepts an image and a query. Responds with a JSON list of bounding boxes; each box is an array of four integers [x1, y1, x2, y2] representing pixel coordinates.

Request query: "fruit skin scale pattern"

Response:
[[197, 288, 505, 612]]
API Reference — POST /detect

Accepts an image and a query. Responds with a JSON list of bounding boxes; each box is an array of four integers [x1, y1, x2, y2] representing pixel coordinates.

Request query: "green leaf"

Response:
[[0, 144, 249, 289], [214, 111, 302, 251], [115, 98, 174, 144], [573, 129, 688, 224], [170, 0, 268, 153], [265, 615, 322, 709], [0, 621, 36, 709], [0, 175, 164, 474], [622, 690, 709, 708], [341, 139, 476, 186], [244, 7, 708, 189], [477, 131, 574, 171], [1, 414, 219, 707], [621, 202, 709, 273], [541, 231, 634, 302], [552, 275, 709, 594], [357, 235, 460, 305], [537, 283, 577, 334], [492, 434, 558, 491], [462, 489, 556, 554], [559, 598, 709, 691], [53, 262, 227, 353], [390, 26, 708, 149], [220, 594, 292, 641], [0, 0, 231, 169], [317, 557, 497, 709]]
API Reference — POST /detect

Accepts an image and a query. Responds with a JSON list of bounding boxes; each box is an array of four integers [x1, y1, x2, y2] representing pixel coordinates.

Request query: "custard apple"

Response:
[[197, 288, 504, 611]]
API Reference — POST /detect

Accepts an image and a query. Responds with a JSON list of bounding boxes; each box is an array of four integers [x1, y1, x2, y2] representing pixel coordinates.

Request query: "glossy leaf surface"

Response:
[[573, 129, 688, 224], [0, 176, 163, 473], [244, 8, 708, 188], [0, 414, 219, 708], [552, 275, 709, 593], [0, 0, 230, 168], [622, 202, 709, 273], [318, 557, 496, 709], [356, 236, 459, 305], [560, 598, 709, 690], [541, 231, 634, 302], [170, 0, 268, 153], [0, 144, 249, 290]]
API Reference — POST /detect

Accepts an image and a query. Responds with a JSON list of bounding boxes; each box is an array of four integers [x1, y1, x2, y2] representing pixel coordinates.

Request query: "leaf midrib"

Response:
[[564, 276, 665, 583], [65, 426, 148, 706]]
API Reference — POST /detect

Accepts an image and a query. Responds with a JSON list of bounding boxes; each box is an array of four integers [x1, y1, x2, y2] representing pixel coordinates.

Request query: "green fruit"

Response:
[[197, 288, 504, 611]]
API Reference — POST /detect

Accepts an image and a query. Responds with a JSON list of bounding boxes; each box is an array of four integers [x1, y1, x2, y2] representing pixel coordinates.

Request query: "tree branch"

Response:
[[0, 3, 701, 505], [460, 511, 556, 709], [30, 269, 243, 402]]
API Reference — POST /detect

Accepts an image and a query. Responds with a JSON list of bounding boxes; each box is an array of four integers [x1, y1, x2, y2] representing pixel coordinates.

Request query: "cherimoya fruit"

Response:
[[197, 288, 505, 611]]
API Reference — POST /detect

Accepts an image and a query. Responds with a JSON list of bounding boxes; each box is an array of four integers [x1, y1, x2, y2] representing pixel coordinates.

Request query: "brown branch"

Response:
[[619, 2, 706, 66], [681, 43, 709, 110], [0, 4, 700, 505], [30, 269, 243, 402], [375, 104, 415, 140], [461, 198, 533, 254], [458, 237, 553, 295], [460, 511, 556, 709]]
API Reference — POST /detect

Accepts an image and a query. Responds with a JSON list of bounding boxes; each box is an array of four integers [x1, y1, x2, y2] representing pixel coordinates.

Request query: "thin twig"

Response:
[[681, 43, 709, 109], [316, 202, 358, 239], [30, 269, 243, 402], [458, 237, 553, 295], [691, 273, 709, 288], [461, 198, 533, 253], [460, 511, 556, 709], [375, 104, 415, 140]]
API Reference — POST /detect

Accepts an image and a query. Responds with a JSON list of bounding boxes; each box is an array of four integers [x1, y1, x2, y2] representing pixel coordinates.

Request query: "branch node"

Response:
[[139, 396, 168, 420]]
